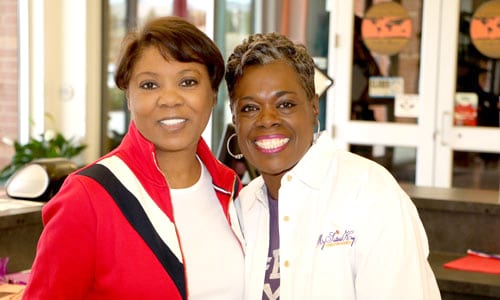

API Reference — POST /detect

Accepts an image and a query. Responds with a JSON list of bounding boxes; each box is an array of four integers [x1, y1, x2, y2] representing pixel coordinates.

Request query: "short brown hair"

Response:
[[114, 16, 224, 92]]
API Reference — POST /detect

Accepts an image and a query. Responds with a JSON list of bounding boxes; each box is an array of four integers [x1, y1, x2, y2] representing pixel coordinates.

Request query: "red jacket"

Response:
[[23, 122, 243, 299]]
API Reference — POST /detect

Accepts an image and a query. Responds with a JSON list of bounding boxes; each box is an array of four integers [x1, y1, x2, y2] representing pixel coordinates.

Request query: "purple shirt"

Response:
[[262, 193, 280, 300]]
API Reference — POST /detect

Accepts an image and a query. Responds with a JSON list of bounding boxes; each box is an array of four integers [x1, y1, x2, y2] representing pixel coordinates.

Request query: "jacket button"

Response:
[[286, 175, 292, 181], [284, 260, 290, 267], [283, 216, 290, 222]]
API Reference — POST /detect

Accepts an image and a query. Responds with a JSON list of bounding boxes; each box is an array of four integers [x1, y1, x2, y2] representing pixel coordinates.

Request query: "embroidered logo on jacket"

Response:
[[317, 230, 356, 250]]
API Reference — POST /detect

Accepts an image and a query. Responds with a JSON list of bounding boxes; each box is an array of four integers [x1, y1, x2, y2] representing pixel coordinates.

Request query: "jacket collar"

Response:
[[113, 121, 239, 197], [288, 131, 335, 190], [108, 122, 241, 230], [238, 176, 267, 214]]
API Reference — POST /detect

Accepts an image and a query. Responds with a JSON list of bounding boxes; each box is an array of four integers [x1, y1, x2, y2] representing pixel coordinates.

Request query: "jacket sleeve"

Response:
[[353, 166, 441, 300], [23, 175, 97, 300]]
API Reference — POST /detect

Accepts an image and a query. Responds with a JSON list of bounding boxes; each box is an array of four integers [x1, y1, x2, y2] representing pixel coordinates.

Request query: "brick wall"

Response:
[[0, 0, 18, 170]]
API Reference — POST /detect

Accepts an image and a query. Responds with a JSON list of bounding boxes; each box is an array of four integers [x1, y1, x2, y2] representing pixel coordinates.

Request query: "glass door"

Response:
[[326, 0, 499, 190], [434, 0, 500, 190], [327, 0, 438, 186]]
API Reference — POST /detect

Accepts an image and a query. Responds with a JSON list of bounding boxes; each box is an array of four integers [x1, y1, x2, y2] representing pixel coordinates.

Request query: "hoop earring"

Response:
[[227, 133, 243, 159], [313, 119, 321, 144]]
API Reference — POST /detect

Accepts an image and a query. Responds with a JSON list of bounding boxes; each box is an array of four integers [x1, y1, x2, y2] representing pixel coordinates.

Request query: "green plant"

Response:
[[0, 131, 86, 183]]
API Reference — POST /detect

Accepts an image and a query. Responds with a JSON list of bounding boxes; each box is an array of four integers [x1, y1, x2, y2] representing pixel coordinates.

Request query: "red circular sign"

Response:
[[470, 0, 500, 59], [361, 2, 412, 56]]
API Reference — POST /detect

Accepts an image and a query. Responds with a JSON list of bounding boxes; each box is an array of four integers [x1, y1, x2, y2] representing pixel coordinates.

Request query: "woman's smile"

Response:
[[254, 134, 290, 154], [159, 118, 188, 131]]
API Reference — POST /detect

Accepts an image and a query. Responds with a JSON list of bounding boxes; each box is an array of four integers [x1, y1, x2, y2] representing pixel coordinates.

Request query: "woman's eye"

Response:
[[180, 78, 198, 87], [278, 102, 295, 109], [140, 81, 158, 90], [241, 105, 258, 113]]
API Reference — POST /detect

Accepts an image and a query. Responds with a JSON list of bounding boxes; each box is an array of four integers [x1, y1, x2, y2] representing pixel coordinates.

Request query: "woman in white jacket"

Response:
[[225, 32, 441, 300]]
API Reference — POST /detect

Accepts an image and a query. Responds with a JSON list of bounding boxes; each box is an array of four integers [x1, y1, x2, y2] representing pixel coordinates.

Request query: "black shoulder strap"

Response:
[[79, 164, 186, 300]]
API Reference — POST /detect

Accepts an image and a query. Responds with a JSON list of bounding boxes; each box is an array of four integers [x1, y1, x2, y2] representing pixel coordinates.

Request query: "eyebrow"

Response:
[[134, 71, 157, 77], [177, 68, 202, 76], [133, 68, 202, 79], [238, 90, 297, 102], [275, 90, 296, 97]]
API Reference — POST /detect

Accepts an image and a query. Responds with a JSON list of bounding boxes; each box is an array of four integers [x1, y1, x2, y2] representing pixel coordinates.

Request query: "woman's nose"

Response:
[[256, 107, 280, 128], [158, 87, 183, 107]]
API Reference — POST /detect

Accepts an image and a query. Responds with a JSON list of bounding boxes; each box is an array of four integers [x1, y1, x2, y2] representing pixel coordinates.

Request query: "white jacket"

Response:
[[238, 132, 441, 300]]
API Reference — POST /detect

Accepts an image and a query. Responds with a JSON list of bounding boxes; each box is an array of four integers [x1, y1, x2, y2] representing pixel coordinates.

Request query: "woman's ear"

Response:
[[312, 94, 320, 119], [212, 92, 218, 107], [231, 102, 237, 124], [126, 91, 131, 110]]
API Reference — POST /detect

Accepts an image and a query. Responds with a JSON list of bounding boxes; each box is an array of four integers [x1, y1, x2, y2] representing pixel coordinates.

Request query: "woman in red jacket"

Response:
[[23, 16, 244, 300]]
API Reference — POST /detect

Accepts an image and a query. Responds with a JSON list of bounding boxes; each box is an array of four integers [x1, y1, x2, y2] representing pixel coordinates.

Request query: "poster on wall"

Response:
[[454, 92, 478, 126], [395, 94, 419, 118], [470, 0, 500, 59], [361, 2, 412, 56], [368, 76, 404, 98]]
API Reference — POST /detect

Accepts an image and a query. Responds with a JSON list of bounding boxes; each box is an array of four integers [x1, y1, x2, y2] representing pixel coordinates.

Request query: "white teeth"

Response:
[[255, 138, 289, 150], [160, 119, 185, 126]]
